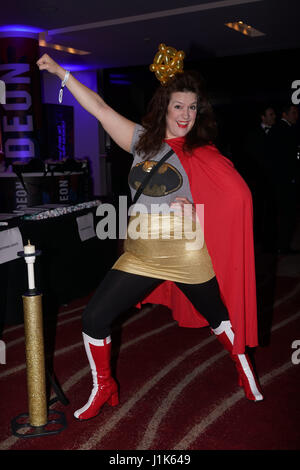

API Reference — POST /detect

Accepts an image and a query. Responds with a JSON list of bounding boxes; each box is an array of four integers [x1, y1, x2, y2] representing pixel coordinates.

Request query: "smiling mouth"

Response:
[[177, 121, 189, 128]]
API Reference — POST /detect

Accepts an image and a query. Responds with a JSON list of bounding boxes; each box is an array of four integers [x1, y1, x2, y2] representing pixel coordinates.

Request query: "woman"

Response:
[[37, 53, 263, 421]]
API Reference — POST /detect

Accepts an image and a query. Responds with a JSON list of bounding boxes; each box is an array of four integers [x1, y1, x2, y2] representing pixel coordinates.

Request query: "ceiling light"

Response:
[[225, 20, 265, 37], [39, 38, 90, 55]]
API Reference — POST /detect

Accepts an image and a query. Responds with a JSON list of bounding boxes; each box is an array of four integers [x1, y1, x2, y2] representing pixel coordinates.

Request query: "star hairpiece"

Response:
[[150, 43, 185, 86]]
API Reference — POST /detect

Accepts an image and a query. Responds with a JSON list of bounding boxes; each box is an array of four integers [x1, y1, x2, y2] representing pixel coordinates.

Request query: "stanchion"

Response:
[[11, 241, 67, 438]]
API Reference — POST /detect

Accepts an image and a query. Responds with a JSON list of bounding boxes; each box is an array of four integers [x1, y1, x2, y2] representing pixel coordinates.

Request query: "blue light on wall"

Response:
[[60, 64, 95, 72], [0, 25, 44, 33], [109, 80, 132, 85], [109, 74, 129, 79], [109, 73, 132, 85]]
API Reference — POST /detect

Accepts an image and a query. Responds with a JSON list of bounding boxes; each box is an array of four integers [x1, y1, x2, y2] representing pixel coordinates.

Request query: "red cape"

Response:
[[138, 139, 258, 354]]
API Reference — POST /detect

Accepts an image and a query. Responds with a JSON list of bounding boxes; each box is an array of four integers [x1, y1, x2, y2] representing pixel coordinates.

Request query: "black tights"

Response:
[[82, 269, 229, 339]]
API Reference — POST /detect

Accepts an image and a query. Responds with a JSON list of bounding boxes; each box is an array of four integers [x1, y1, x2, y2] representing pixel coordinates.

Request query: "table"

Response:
[[0, 201, 118, 328]]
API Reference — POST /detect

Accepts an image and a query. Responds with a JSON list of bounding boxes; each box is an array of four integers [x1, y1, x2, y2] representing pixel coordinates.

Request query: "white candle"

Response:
[[24, 240, 36, 290], [24, 241, 35, 255]]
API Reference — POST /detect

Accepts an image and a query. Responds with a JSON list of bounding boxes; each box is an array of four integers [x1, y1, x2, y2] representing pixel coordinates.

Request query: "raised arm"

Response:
[[36, 54, 136, 153]]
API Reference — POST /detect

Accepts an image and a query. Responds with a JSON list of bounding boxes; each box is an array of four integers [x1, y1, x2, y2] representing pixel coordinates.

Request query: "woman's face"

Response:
[[165, 91, 198, 139]]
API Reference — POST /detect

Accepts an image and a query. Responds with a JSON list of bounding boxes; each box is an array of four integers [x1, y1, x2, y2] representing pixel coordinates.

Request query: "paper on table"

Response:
[[76, 212, 96, 242], [0, 227, 23, 264]]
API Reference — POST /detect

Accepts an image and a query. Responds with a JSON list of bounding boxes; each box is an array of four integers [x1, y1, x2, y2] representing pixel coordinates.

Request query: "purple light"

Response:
[[60, 64, 95, 72], [109, 80, 132, 85], [0, 25, 44, 33], [109, 74, 130, 79], [108, 73, 132, 85]]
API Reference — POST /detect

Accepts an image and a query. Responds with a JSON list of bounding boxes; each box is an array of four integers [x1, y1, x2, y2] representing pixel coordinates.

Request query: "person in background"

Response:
[[243, 105, 276, 250], [268, 104, 299, 254]]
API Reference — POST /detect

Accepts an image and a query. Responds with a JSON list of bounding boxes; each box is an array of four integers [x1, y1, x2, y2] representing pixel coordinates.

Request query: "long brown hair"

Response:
[[135, 70, 217, 159]]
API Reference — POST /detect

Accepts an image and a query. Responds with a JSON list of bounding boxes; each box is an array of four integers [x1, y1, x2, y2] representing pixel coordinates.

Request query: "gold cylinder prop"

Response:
[[22, 293, 47, 428], [11, 241, 67, 438]]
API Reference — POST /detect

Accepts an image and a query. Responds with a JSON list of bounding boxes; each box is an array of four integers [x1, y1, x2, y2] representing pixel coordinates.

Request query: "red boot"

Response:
[[212, 320, 263, 402], [74, 333, 119, 420]]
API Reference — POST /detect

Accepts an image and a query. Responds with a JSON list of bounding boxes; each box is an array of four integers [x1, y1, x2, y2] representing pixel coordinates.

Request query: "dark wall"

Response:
[[102, 48, 300, 194]]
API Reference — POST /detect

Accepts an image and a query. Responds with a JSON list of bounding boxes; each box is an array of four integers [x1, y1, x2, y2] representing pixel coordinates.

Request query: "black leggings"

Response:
[[82, 269, 229, 339]]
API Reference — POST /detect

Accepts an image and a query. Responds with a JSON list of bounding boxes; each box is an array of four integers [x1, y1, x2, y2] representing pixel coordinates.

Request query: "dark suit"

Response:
[[244, 124, 272, 174], [268, 119, 299, 251], [243, 124, 275, 248]]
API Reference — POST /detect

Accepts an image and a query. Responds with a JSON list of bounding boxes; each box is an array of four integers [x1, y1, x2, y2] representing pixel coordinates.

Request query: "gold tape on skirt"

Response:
[[112, 213, 215, 284]]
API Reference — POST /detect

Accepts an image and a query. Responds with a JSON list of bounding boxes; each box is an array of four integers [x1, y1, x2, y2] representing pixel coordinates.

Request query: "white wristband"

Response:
[[58, 70, 70, 103]]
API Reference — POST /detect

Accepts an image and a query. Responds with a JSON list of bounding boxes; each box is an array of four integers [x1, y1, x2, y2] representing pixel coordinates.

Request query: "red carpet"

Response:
[[0, 253, 300, 452]]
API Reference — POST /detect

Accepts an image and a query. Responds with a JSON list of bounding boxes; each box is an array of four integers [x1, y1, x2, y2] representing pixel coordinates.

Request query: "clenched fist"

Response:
[[36, 54, 65, 80]]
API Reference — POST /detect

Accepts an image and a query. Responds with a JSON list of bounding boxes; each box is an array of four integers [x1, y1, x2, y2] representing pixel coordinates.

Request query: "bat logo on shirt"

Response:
[[128, 161, 183, 197]]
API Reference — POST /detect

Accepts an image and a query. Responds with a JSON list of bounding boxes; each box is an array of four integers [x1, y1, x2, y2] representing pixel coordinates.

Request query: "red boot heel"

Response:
[[212, 320, 264, 402], [108, 391, 119, 407]]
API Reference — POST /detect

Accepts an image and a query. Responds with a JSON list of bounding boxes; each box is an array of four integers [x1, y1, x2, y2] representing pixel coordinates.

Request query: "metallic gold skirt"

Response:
[[112, 213, 215, 284]]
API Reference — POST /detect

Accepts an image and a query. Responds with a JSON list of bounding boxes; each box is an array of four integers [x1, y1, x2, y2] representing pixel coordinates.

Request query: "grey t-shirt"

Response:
[[128, 124, 194, 214]]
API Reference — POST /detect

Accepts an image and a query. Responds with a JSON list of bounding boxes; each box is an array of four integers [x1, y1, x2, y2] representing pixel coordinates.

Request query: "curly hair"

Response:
[[135, 70, 217, 159]]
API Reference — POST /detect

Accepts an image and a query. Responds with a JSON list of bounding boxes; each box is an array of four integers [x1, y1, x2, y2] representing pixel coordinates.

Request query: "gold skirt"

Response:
[[112, 213, 215, 284]]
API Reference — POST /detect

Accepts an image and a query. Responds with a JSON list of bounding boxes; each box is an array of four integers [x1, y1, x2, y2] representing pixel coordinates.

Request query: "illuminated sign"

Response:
[[0, 36, 42, 161]]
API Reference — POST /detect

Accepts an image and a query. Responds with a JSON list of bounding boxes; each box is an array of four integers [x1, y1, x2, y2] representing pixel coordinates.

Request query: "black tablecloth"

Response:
[[0, 205, 118, 328]]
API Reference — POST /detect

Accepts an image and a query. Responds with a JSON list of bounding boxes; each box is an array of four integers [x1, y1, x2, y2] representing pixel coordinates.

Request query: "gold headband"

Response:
[[150, 43, 185, 86]]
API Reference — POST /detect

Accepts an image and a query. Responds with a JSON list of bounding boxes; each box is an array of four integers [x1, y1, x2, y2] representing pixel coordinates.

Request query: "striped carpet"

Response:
[[0, 251, 300, 452]]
